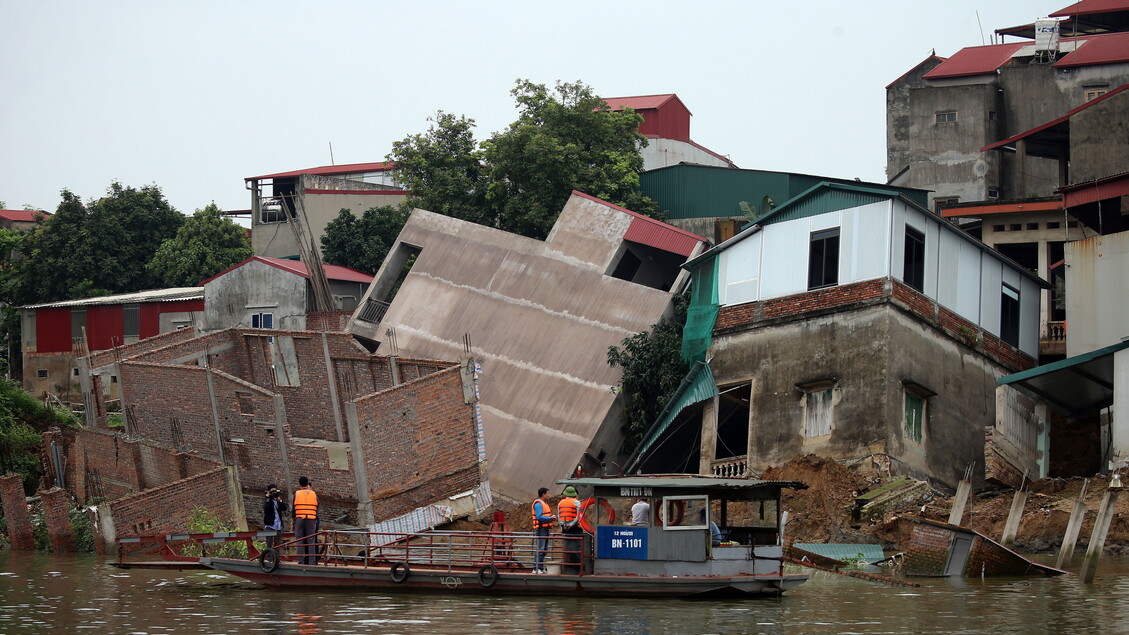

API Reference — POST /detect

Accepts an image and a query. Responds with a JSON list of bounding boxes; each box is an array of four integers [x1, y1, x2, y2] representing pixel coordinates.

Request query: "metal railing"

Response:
[[357, 298, 390, 324]]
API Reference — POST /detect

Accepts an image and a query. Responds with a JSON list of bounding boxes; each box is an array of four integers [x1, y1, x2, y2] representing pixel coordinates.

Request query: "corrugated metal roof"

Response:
[[201, 256, 374, 285], [0, 209, 49, 222], [558, 475, 807, 492], [604, 94, 688, 113], [981, 83, 1129, 153], [22, 287, 203, 310], [998, 339, 1129, 414], [1054, 31, 1129, 67], [1050, 0, 1129, 17], [244, 161, 395, 182], [922, 43, 1028, 80]]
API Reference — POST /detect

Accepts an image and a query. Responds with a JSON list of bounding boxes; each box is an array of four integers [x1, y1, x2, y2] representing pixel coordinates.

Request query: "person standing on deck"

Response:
[[531, 487, 555, 573], [262, 484, 287, 549], [293, 476, 320, 565], [558, 486, 583, 574], [631, 498, 651, 526]]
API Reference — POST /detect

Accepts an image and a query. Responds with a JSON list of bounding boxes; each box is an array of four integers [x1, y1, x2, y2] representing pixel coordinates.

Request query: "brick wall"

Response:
[[715, 278, 1036, 373], [353, 365, 483, 520], [903, 522, 954, 575], [107, 467, 236, 539], [40, 487, 76, 552], [0, 474, 35, 549], [306, 311, 351, 332]]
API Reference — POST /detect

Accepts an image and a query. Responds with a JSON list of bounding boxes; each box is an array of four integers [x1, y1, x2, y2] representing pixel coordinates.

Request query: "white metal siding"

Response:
[[842, 201, 890, 283], [719, 231, 762, 305]]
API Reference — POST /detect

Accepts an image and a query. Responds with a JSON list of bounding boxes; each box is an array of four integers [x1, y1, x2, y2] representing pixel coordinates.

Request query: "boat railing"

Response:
[[115, 527, 590, 574]]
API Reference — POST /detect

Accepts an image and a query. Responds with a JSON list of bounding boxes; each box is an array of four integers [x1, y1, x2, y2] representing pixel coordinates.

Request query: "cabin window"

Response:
[[1000, 284, 1020, 347], [807, 229, 839, 290], [903, 226, 925, 292], [935, 111, 957, 124], [251, 312, 274, 329], [660, 495, 709, 531]]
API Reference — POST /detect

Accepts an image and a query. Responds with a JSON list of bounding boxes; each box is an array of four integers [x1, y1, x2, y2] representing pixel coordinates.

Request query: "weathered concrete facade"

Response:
[[348, 192, 707, 502]]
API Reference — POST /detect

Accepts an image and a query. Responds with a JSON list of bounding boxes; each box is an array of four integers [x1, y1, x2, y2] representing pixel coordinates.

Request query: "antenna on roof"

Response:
[[976, 10, 985, 45], [329, 142, 335, 165]]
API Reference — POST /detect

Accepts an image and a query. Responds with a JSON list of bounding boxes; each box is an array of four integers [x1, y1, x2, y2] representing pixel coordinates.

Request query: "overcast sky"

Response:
[[2, 1, 1060, 219]]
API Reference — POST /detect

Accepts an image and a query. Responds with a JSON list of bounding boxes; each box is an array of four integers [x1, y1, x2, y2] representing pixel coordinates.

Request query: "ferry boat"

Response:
[[126, 475, 810, 598]]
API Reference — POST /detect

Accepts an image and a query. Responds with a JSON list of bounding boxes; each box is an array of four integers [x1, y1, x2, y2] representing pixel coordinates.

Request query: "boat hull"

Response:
[[199, 558, 808, 598]]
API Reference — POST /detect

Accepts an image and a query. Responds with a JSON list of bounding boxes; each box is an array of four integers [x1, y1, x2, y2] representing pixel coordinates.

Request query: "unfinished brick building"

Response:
[[71, 327, 488, 530]]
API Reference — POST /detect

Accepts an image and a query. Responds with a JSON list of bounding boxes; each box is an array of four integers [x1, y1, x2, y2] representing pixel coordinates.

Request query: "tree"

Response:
[[320, 205, 410, 275], [483, 80, 660, 238], [19, 183, 184, 303], [389, 112, 491, 226], [606, 294, 690, 452], [149, 203, 252, 286], [389, 80, 662, 239]]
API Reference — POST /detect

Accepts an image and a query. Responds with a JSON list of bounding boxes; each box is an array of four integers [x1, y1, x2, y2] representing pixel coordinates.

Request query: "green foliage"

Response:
[[183, 506, 247, 558], [320, 205, 410, 275], [106, 413, 124, 428], [0, 377, 79, 495], [389, 79, 662, 240], [19, 183, 184, 304], [70, 503, 94, 553], [607, 294, 690, 452], [148, 202, 252, 286], [389, 112, 491, 226]]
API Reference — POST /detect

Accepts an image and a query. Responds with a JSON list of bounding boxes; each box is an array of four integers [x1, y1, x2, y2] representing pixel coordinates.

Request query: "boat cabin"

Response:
[[559, 475, 807, 577]]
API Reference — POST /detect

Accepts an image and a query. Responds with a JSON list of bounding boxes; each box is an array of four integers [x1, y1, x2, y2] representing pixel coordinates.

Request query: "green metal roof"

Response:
[[625, 361, 719, 473], [998, 340, 1129, 415], [639, 165, 929, 220]]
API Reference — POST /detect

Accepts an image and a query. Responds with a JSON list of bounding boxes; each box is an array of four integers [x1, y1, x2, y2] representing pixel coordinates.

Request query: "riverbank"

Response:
[[488, 456, 1129, 555]]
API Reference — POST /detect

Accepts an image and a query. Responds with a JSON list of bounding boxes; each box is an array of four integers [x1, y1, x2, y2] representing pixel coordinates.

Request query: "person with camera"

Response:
[[262, 484, 287, 548]]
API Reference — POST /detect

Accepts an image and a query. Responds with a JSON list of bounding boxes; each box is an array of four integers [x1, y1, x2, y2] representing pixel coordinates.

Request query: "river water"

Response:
[[2, 551, 1128, 634]]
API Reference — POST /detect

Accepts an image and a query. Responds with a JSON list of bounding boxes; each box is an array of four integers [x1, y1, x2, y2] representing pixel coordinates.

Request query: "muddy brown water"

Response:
[[2, 550, 1129, 634]]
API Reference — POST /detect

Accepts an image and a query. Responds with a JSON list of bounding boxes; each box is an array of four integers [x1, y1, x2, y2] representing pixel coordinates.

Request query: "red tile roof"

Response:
[[1054, 31, 1129, 67], [245, 161, 395, 182], [0, 209, 49, 222], [570, 190, 707, 257], [922, 43, 1028, 79], [201, 256, 374, 285], [1051, 0, 1129, 17]]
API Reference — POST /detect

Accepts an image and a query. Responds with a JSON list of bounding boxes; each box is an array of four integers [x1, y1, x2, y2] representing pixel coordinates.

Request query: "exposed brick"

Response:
[[40, 487, 76, 552], [0, 474, 35, 550]]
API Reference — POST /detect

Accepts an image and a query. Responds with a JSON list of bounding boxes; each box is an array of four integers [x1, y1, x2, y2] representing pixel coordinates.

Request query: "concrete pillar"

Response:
[[948, 479, 972, 526], [0, 474, 35, 550], [698, 394, 719, 476], [1055, 479, 1089, 570], [1000, 489, 1028, 547], [272, 395, 294, 498], [345, 402, 373, 527], [1112, 349, 1129, 463], [1016, 139, 1027, 198], [204, 368, 227, 465], [321, 333, 345, 443], [1080, 487, 1122, 583], [40, 487, 76, 552]]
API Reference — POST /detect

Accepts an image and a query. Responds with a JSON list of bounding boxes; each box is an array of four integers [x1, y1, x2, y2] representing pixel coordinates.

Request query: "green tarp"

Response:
[[681, 257, 719, 363]]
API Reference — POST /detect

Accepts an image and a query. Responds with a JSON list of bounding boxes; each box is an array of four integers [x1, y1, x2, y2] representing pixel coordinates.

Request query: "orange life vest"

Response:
[[294, 488, 319, 519], [558, 497, 580, 525], [531, 499, 553, 529]]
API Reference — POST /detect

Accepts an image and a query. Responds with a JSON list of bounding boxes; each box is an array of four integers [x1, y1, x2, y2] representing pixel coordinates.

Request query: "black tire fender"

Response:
[[477, 564, 499, 588], [390, 561, 411, 583], [258, 548, 280, 573]]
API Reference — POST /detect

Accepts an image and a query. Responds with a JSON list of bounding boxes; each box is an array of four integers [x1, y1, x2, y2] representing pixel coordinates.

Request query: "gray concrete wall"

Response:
[[711, 304, 1004, 489], [203, 259, 307, 331], [1065, 230, 1129, 355], [1071, 90, 1129, 183]]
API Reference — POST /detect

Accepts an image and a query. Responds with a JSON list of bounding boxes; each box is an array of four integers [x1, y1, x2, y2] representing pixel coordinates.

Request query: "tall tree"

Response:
[[483, 80, 659, 238], [389, 112, 490, 226], [320, 205, 410, 275], [388, 80, 662, 239], [19, 183, 184, 303], [149, 203, 253, 287]]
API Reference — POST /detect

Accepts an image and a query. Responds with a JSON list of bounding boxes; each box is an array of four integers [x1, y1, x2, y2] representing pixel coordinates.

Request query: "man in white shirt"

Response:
[[630, 498, 650, 526]]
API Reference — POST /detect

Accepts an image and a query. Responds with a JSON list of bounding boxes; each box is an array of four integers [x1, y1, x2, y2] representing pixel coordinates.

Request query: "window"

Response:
[[1027, 223, 1039, 230], [72, 368, 80, 377], [37, 369, 48, 379], [71, 307, 86, 340], [807, 229, 840, 290], [1010, 224, 1022, 231], [1000, 284, 1020, 347], [903, 226, 925, 292], [902, 381, 935, 444], [1047, 221, 1061, 230], [993, 224, 1006, 232], [988, 111, 997, 122], [123, 303, 140, 339], [987, 187, 1000, 199], [935, 111, 957, 123], [934, 197, 959, 214], [251, 312, 274, 329], [1085, 89, 1108, 101], [798, 379, 836, 438]]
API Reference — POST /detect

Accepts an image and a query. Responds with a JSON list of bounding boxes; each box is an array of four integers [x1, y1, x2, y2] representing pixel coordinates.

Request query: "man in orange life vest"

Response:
[[558, 486, 583, 574], [293, 476, 319, 565], [531, 487, 555, 574]]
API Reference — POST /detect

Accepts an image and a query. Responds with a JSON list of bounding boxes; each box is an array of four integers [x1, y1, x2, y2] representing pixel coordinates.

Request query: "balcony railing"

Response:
[[711, 455, 749, 478], [1041, 321, 1065, 343], [357, 298, 390, 324]]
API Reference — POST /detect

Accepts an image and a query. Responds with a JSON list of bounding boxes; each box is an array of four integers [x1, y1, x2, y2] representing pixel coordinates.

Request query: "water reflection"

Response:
[[3, 550, 1129, 634]]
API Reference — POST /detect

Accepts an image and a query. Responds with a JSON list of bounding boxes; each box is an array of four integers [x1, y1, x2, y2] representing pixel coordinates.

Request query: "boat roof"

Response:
[[558, 475, 807, 498]]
